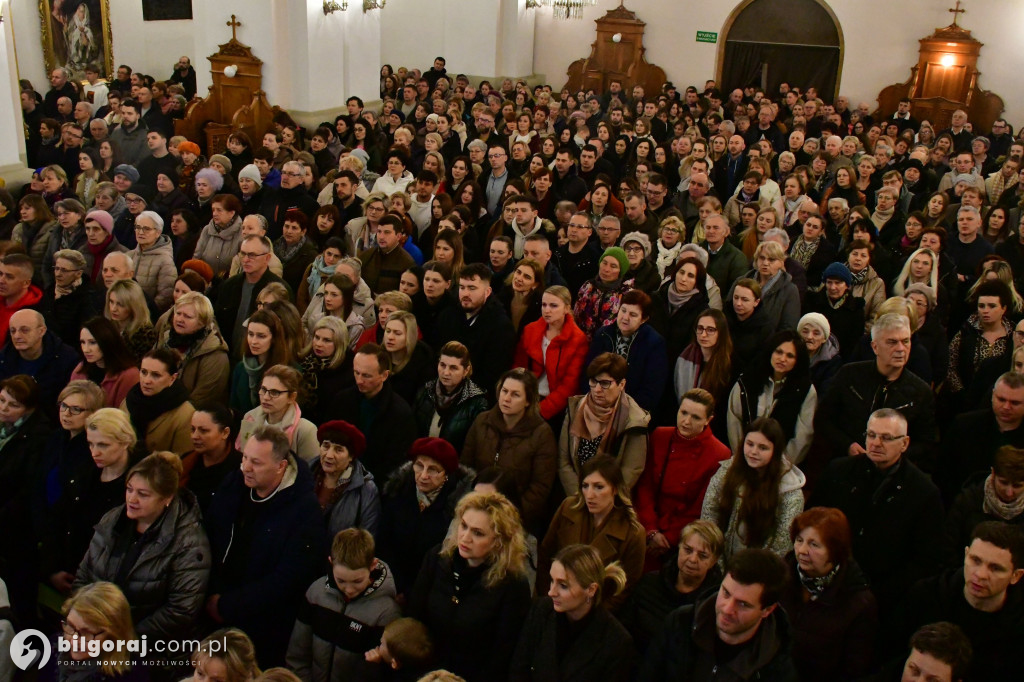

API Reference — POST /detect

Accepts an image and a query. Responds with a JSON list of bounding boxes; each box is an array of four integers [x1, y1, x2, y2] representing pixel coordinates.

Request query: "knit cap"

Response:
[[113, 164, 140, 184], [601, 246, 630, 277], [209, 154, 233, 173], [85, 209, 114, 234], [238, 164, 263, 188], [798, 312, 831, 339], [621, 231, 652, 258], [821, 261, 852, 286], [177, 141, 201, 156]]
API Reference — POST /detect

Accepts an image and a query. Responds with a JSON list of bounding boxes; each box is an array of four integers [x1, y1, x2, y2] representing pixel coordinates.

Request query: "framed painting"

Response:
[[142, 0, 193, 21], [39, 0, 114, 81]]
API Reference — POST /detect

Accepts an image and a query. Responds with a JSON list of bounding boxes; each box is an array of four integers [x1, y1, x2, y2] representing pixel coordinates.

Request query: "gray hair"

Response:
[[467, 139, 487, 153], [338, 256, 362, 279], [104, 251, 134, 273], [957, 205, 981, 218], [242, 213, 269, 233], [827, 197, 849, 210], [868, 408, 908, 433], [90, 118, 108, 130], [136, 210, 164, 232], [871, 312, 911, 341], [53, 249, 86, 270], [282, 160, 305, 176], [763, 227, 791, 249], [598, 215, 621, 230], [248, 425, 291, 461]]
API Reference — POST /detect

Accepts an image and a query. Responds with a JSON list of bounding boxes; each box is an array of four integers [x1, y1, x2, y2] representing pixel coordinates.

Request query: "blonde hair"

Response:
[[58, 379, 105, 412], [543, 285, 572, 308], [553, 544, 627, 608], [62, 582, 136, 676], [257, 282, 290, 306], [893, 247, 939, 296], [87, 407, 137, 451], [384, 310, 419, 372], [191, 629, 260, 682], [173, 291, 215, 330], [874, 296, 919, 331], [300, 316, 349, 368], [105, 279, 151, 335], [679, 519, 725, 559], [441, 491, 528, 587], [753, 239, 786, 262], [374, 290, 413, 312]]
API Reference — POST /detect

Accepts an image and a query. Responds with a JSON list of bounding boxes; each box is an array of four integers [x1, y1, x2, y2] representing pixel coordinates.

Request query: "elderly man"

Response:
[[88, 118, 109, 145], [262, 160, 318, 240], [0, 309, 77, 415], [214, 235, 289, 356], [939, 109, 973, 153], [0, 255, 43, 348], [89, 250, 160, 322], [702, 214, 747, 293], [44, 68, 78, 118]]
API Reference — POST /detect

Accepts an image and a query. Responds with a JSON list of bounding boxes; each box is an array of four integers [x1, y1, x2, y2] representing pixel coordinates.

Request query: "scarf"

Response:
[[871, 205, 894, 230], [275, 235, 307, 263], [828, 293, 848, 310], [797, 562, 841, 599], [55, 273, 83, 298], [417, 484, 445, 511], [300, 353, 331, 409], [87, 235, 113, 282], [982, 473, 1024, 520], [433, 379, 462, 413], [306, 254, 337, 299], [242, 355, 266, 406], [790, 236, 819, 268], [666, 283, 699, 314], [850, 267, 869, 287], [18, 220, 44, 250], [570, 392, 627, 459], [613, 328, 635, 358], [123, 381, 190, 447], [60, 225, 84, 250], [988, 172, 1018, 206], [783, 197, 804, 225], [166, 327, 209, 365], [655, 240, 683, 277]]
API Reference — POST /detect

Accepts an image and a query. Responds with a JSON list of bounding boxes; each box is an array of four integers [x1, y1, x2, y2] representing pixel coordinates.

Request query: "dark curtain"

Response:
[[723, 42, 840, 101]]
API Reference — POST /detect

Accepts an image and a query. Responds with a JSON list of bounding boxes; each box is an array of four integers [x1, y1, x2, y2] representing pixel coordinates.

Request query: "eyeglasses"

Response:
[[624, 246, 644, 254], [568, 222, 590, 230], [588, 378, 616, 390], [281, 171, 304, 177], [61, 619, 103, 640], [59, 401, 87, 415], [125, 197, 145, 204], [597, 226, 620, 233], [239, 250, 270, 260], [695, 325, 718, 335], [134, 225, 158, 233], [864, 431, 907, 444], [258, 386, 292, 398]]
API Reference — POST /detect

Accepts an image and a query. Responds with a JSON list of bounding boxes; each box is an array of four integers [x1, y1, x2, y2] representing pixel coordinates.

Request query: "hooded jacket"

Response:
[[129, 234, 177, 310], [559, 393, 651, 496], [0, 285, 44, 349], [808, 334, 843, 394], [12, 220, 57, 281]]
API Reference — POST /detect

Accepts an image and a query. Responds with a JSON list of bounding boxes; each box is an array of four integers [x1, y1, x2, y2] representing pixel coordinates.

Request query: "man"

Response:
[[744, 105, 784, 153], [639, 549, 796, 681], [263, 160, 318, 240], [940, 109, 973, 153], [712, 135, 749, 201], [53, 97, 74, 125], [551, 148, 588, 206], [80, 64, 109, 115], [523, 233, 567, 288], [168, 56, 197, 100], [434, 263, 516, 399], [423, 56, 447, 90], [205, 425, 326, 667], [72, 101, 92, 137], [888, 623, 974, 682], [889, 97, 920, 134], [487, 236, 516, 298], [21, 90, 44, 167], [988, 118, 1014, 161], [57, 123, 85, 181], [44, 68, 78, 118], [899, 522, 1024, 681], [465, 108, 504, 151], [328, 170, 364, 234], [501, 194, 552, 258], [135, 86, 171, 138], [556, 212, 600, 299], [136, 129, 178, 188], [398, 84, 417, 118], [0, 309, 77, 415], [0, 255, 43, 348], [814, 313, 937, 467], [110, 64, 132, 95], [809, 408, 943, 614], [109, 98, 149, 166], [88, 118, 108, 146], [596, 215, 622, 250], [325, 344, 416, 481], [938, 150, 985, 193], [213, 235, 289, 356], [622, 191, 660, 242], [645, 174, 682, 222], [407, 170, 437, 237], [359, 215, 415, 294], [577, 144, 612, 190], [702, 214, 747, 293], [479, 143, 510, 217], [672, 172, 710, 231], [946, 206, 994, 283]]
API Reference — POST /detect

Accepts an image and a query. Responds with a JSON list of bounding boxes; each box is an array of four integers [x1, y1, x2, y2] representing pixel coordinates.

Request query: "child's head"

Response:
[[379, 618, 432, 670], [330, 528, 377, 600]]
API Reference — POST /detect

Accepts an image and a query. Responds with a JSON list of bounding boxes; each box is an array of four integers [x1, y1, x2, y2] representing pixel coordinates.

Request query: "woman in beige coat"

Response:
[[153, 292, 231, 405]]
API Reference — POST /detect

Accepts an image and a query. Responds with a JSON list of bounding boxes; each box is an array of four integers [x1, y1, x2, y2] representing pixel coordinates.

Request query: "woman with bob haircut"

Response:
[[381, 310, 434, 405], [193, 193, 245, 279], [559, 353, 650, 496], [780, 507, 878, 681], [74, 451, 212, 641], [297, 316, 354, 425], [511, 543, 633, 681], [701, 417, 806, 561], [236, 364, 319, 464], [188, 628, 261, 682], [105, 278, 156, 362], [155, 292, 230, 404], [53, 582, 145, 679], [539, 455, 646, 607], [409, 490, 531, 682], [71, 316, 140, 407]]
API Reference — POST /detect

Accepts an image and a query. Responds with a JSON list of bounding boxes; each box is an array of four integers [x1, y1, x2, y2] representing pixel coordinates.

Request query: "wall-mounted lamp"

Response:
[[323, 0, 385, 12], [940, 54, 955, 67]]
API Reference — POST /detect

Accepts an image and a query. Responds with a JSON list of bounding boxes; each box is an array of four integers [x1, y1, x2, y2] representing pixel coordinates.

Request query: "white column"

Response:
[[0, 0, 32, 182]]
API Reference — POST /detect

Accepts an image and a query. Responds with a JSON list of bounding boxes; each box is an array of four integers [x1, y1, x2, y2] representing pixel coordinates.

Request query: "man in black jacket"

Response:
[[261, 160, 319, 240], [212, 235, 289, 356], [551, 148, 588, 206], [639, 549, 796, 681]]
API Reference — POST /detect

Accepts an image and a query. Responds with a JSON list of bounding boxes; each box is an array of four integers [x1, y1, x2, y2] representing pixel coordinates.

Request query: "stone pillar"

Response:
[[0, 2, 33, 184]]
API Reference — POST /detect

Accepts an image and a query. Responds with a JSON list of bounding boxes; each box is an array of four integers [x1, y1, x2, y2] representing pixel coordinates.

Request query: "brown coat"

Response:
[[156, 327, 231, 405], [537, 497, 646, 608], [558, 394, 650, 496], [120, 399, 196, 455], [461, 407, 557, 528]]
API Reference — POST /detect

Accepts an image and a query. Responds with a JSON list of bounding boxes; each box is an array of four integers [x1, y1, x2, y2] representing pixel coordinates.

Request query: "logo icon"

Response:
[[11, 629, 51, 671]]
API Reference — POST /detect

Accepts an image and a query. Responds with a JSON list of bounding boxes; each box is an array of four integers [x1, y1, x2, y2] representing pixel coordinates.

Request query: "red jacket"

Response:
[[513, 315, 588, 420], [634, 425, 731, 546], [0, 285, 43, 348]]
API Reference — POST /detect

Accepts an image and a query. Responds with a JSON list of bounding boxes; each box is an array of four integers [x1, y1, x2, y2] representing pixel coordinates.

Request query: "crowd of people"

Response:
[[2, 54, 1024, 682]]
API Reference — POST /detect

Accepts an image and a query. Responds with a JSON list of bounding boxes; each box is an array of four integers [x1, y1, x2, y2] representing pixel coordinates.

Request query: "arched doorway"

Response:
[[717, 0, 843, 100]]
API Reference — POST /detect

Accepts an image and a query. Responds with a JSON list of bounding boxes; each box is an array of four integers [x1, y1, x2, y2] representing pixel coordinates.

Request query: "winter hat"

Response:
[[157, 167, 179, 186], [177, 141, 201, 156], [125, 183, 154, 205], [349, 148, 371, 168], [316, 420, 367, 460], [426, 113, 440, 125], [238, 164, 263, 188], [85, 209, 114, 234], [136, 210, 164, 233], [950, 172, 976, 187], [904, 282, 937, 310], [600, 246, 630, 278], [113, 164, 140, 185], [408, 437, 459, 474], [679, 243, 709, 269], [181, 259, 214, 284], [621, 231, 652, 258], [904, 158, 924, 173], [798, 312, 831, 339], [389, 109, 406, 123], [821, 261, 853, 286], [195, 168, 224, 191], [209, 154, 233, 174]]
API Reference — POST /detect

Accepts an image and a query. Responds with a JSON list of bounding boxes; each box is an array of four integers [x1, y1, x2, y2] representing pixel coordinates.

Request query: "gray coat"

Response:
[[12, 220, 57, 281], [74, 489, 211, 640], [730, 268, 801, 334], [312, 459, 382, 539], [194, 215, 244, 278], [129, 234, 177, 310]]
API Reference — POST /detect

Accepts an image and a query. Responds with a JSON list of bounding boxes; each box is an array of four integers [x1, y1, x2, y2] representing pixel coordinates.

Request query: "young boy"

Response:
[[364, 617, 433, 682], [253, 148, 281, 189], [286, 529, 401, 682]]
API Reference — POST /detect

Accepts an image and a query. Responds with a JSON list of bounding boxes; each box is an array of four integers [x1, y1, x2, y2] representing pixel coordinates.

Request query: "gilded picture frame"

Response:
[[39, 0, 114, 81]]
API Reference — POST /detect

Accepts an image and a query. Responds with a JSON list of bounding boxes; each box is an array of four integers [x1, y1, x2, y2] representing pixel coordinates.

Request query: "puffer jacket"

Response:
[[156, 326, 231, 405], [286, 562, 401, 682], [193, 215, 244, 277], [311, 458, 382, 539], [852, 265, 886, 330], [12, 220, 57, 281], [559, 393, 650, 495], [42, 225, 88, 289], [129, 234, 177, 310], [461, 407, 558, 529], [73, 489, 211, 639], [411, 378, 489, 454]]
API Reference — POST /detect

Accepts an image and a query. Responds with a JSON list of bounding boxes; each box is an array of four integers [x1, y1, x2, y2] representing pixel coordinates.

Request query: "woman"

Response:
[[168, 208, 202, 269], [193, 168, 223, 225], [301, 272, 365, 347], [923, 191, 950, 227], [236, 364, 318, 464], [127, 210, 177, 310], [312, 419, 380, 538], [273, 210, 318, 293], [188, 629, 260, 682], [42, 198, 88, 289], [847, 239, 886, 329], [947, 279, 1015, 398], [154, 292, 230, 404], [440, 156, 475, 198], [412, 340, 489, 454], [76, 147, 106, 207], [789, 213, 837, 287], [573, 247, 633, 339], [409, 491, 531, 682], [823, 166, 866, 209], [230, 308, 293, 414], [12, 194, 57, 277], [799, 313, 843, 394], [153, 169, 191, 219], [52, 582, 147, 681], [983, 205, 1012, 245], [773, 174, 810, 229], [74, 452, 211, 640], [530, 167, 555, 220], [298, 316, 353, 425], [500, 257, 545, 336], [180, 404, 242, 515], [514, 285, 589, 422], [462, 368, 558, 530], [539, 456, 646, 607], [382, 311, 435, 404], [739, 241, 801, 333], [83, 209, 127, 284], [309, 205, 343, 252], [650, 216, 685, 278], [701, 417, 806, 561], [432, 227, 465, 283], [121, 348, 196, 456], [98, 141, 123, 178], [560, 353, 650, 496], [727, 331, 817, 465], [412, 260, 454, 345], [37, 248, 94, 347], [85, 408, 138, 539], [296, 237, 345, 313], [893, 245, 949, 315], [378, 437, 475, 595], [41, 164, 75, 206], [905, 283, 950, 383], [511, 544, 633, 682], [673, 308, 733, 410], [104, 278, 156, 361], [193, 194, 244, 278], [72, 317, 141, 407], [649, 258, 710, 362]]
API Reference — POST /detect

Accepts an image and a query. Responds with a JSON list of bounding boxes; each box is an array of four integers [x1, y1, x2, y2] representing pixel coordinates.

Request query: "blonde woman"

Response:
[[105, 278, 156, 362], [298, 316, 352, 424], [155, 291, 230, 404], [188, 629, 260, 682], [57, 582, 141, 677], [382, 310, 434, 404]]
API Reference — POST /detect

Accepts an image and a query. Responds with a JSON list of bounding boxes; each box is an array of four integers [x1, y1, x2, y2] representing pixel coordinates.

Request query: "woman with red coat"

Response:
[[513, 285, 588, 425], [633, 388, 731, 571]]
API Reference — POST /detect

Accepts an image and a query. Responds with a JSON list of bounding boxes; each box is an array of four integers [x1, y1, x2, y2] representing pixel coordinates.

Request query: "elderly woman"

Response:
[[193, 194, 244, 278], [194, 167, 224, 225], [111, 183, 154, 251], [298, 316, 354, 424], [38, 248, 95, 346], [345, 192, 388, 255], [737, 240, 801, 333], [410, 491, 531, 681], [121, 348, 196, 456], [72, 316, 140, 407], [105, 278, 157, 361], [560, 353, 650, 496], [42, 198, 89, 289], [236, 364, 319, 464], [778, 507, 879, 681], [128, 210, 177, 310], [82, 209, 128, 285], [573, 246, 634, 339], [154, 292, 231, 404], [74, 451, 211, 641], [799, 312, 843, 394], [311, 419, 380, 538], [381, 310, 434, 404], [275, 209, 319, 294]]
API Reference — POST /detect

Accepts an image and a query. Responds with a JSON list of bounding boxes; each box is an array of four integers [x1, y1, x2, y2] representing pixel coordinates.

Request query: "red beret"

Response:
[[408, 437, 459, 474], [317, 420, 367, 460], [181, 259, 214, 284]]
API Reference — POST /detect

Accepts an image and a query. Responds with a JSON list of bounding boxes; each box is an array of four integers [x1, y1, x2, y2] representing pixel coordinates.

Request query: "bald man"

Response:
[[0, 309, 78, 417]]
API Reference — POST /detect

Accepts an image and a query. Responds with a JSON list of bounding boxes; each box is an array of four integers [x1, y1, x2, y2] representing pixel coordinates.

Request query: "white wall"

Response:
[[532, 0, 1024, 124]]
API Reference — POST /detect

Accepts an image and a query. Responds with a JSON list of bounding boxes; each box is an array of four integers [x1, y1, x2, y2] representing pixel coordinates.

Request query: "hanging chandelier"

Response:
[[541, 0, 597, 20]]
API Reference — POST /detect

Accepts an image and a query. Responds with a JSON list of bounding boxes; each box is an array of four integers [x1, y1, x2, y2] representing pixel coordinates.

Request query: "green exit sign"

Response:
[[696, 31, 718, 43]]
